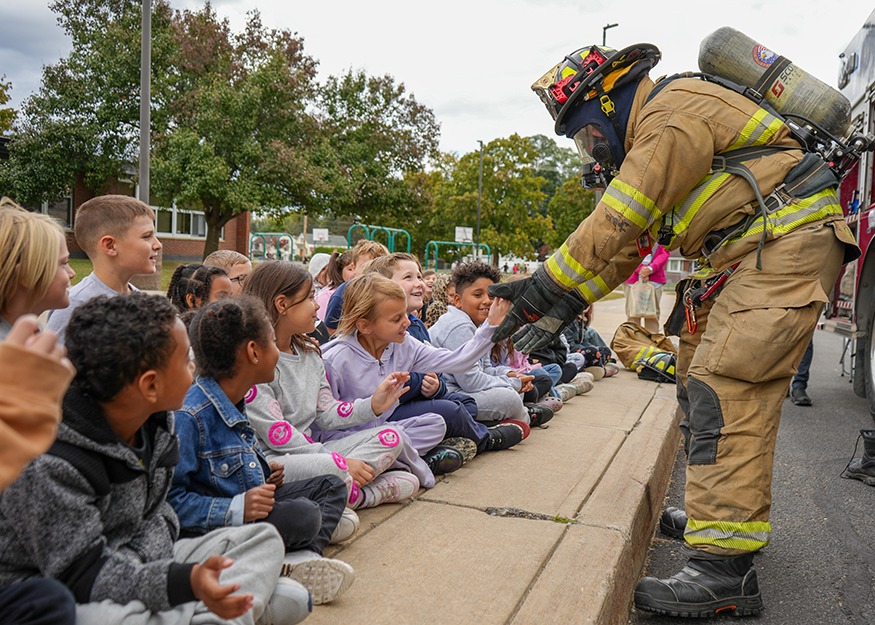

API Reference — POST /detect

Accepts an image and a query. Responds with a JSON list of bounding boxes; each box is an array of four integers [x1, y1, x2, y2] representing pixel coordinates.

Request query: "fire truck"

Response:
[[822, 7, 875, 413]]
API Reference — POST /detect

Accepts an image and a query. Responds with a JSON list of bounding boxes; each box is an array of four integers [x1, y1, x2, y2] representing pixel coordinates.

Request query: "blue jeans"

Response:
[[390, 394, 490, 453], [792, 339, 814, 390], [0, 579, 75, 625]]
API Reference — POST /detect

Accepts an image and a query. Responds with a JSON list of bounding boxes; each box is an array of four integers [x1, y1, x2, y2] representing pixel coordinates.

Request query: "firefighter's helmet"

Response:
[[532, 43, 661, 190], [633, 350, 677, 384]]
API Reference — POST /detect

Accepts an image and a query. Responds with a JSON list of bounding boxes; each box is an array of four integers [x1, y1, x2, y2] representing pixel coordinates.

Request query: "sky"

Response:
[[2, 0, 875, 157]]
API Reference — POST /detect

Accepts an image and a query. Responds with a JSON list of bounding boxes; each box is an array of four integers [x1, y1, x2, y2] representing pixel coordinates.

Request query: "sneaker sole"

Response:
[[846, 471, 875, 486], [441, 437, 478, 463], [281, 559, 355, 605], [500, 419, 530, 439], [634, 590, 763, 617]]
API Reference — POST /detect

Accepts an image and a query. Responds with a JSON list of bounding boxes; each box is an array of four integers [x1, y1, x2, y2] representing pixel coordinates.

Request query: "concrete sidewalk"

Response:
[[311, 296, 681, 625]]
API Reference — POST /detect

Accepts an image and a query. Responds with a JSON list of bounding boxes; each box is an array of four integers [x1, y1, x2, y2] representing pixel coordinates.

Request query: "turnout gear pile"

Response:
[[496, 33, 866, 617]]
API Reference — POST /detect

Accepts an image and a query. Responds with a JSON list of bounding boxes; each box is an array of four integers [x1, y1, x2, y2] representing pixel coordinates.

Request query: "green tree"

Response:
[[529, 133, 580, 207], [318, 69, 440, 225], [546, 178, 598, 249], [429, 134, 551, 264], [0, 0, 176, 204], [0, 75, 16, 133], [151, 7, 325, 257]]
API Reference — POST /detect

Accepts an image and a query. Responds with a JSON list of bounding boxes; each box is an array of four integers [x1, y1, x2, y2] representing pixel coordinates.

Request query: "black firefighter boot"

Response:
[[847, 429, 875, 486], [634, 552, 762, 617], [659, 507, 689, 539]]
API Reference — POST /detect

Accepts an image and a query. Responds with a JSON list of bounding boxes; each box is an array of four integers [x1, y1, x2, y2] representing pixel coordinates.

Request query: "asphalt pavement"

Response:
[[630, 329, 875, 624]]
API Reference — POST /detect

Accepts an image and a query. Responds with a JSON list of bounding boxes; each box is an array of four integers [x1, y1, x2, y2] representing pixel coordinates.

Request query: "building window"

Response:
[[667, 258, 684, 274], [141, 184, 221, 240]]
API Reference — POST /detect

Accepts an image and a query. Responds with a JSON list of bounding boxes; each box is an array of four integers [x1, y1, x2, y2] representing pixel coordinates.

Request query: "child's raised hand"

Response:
[[346, 458, 376, 486], [190, 556, 254, 619], [243, 484, 275, 522], [267, 462, 284, 488], [487, 296, 512, 327], [421, 373, 440, 398], [370, 372, 411, 416]]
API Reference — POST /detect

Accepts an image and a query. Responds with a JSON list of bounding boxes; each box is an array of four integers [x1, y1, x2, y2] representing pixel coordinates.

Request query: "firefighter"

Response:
[[489, 43, 860, 617]]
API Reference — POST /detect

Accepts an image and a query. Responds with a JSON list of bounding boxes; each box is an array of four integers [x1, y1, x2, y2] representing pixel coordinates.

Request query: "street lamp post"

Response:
[[477, 140, 483, 261], [139, 0, 151, 206], [602, 23, 618, 46]]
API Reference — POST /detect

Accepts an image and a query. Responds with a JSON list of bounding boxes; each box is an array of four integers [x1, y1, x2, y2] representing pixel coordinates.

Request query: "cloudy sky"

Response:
[[2, 0, 874, 156]]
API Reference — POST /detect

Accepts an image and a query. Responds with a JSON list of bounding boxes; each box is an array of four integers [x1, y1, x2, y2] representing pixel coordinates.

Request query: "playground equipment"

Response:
[[424, 241, 491, 270], [249, 232, 294, 261], [347, 224, 411, 253]]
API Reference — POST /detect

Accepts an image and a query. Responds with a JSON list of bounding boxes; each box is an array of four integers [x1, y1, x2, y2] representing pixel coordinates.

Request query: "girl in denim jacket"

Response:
[[169, 297, 355, 606]]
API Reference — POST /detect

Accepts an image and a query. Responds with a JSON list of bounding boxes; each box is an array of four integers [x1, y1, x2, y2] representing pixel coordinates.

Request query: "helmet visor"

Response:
[[572, 124, 612, 166]]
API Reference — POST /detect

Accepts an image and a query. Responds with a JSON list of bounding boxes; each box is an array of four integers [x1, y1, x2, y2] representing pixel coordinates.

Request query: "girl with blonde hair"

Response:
[[0, 198, 75, 340], [315, 274, 520, 483]]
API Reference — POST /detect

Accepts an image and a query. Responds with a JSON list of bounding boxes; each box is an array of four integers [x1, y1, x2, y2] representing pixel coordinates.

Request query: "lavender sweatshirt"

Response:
[[318, 319, 498, 435]]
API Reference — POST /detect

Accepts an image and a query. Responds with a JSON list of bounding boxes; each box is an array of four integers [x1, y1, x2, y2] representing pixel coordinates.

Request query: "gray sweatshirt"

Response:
[[428, 306, 522, 394], [247, 347, 378, 459]]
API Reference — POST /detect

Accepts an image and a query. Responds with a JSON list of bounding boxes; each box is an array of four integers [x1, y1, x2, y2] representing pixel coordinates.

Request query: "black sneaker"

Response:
[[423, 445, 465, 475], [526, 404, 554, 428], [485, 423, 524, 451], [659, 506, 688, 539], [790, 386, 812, 406], [635, 553, 762, 617]]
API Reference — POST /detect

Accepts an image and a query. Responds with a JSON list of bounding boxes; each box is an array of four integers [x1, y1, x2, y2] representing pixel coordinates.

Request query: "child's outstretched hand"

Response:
[[487, 296, 512, 327], [346, 458, 376, 486], [243, 484, 275, 522], [267, 462, 284, 488], [421, 373, 440, 398], [370, 372, 411, 416], [191, 556, 253, 619]]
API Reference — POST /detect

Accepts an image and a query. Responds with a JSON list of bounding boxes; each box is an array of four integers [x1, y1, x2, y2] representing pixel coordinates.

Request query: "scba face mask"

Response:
[[572, 124, 618, 191]]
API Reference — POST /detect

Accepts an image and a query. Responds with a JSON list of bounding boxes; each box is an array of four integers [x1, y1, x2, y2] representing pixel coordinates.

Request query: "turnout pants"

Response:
[[676, 223, 844, 556]]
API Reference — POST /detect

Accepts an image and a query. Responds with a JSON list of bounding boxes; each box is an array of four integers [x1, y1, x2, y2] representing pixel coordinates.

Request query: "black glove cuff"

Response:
[[532, 267, 568, 303]]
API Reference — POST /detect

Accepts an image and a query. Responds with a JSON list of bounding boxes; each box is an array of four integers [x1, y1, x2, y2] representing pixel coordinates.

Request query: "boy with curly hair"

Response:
[[430, 262, 554, 428]]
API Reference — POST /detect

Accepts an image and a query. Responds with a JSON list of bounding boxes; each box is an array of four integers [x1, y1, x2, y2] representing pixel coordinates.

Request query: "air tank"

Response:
[[698, 27, 851, 137]]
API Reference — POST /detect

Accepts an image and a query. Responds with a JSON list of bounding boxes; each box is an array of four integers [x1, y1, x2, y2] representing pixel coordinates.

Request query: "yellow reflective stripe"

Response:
[[577, 274, 611, 303], [673, 172, 733, 237], [727, 109, 783, 151], [685, 518, 771, 551], [729, 189, 842, 243], [546, 244, 596, 290], [603, 179, 662, 230]]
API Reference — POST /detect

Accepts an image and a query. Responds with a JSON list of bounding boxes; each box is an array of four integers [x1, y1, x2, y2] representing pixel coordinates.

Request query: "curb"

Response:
[[511, 385, 681, 624]]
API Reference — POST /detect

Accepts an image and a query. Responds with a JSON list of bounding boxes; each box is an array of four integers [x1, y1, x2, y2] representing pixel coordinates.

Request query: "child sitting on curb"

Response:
[[46, 195, 162, 344], [170, 297, 355, 606], [242, 260, 421, 513], [429, 262, 554, 428], [0, 293, 309, 625]]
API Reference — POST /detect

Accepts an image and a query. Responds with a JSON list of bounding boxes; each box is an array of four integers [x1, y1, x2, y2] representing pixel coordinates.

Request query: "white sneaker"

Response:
[[257, 578, 311, 625], [358, 470, 419, 508], [584, 365, 605, 381], [329, 507, 360, 544], [281, 553, 355, 605]]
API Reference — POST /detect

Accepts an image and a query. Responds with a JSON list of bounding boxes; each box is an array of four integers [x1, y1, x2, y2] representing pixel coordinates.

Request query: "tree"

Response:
[[151, 7, 326, 257], [0, 0, 176, 204], [546, 178, 598, 249], [0, 76, 16, 133], [429, 134, 551, 264], [318, 69, 441, 225], [529, 133, 580, 208]]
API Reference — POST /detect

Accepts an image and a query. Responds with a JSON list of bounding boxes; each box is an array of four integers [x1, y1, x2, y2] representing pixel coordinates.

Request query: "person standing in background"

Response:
[[622, 244, 669, 333]]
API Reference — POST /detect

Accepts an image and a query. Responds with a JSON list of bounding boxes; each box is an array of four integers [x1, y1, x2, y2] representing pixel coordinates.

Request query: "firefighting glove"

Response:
[[512, 289, 589, 354], [487, 268, 567, 343]]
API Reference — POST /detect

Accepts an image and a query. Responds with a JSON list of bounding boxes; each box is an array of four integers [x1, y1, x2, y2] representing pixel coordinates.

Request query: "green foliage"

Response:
[[0, 0, 176, 204], [0, 75, 16, 133], [427, 134, 551, 264], [546, 178, 598, 248], [152, 7, 324, 257]]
